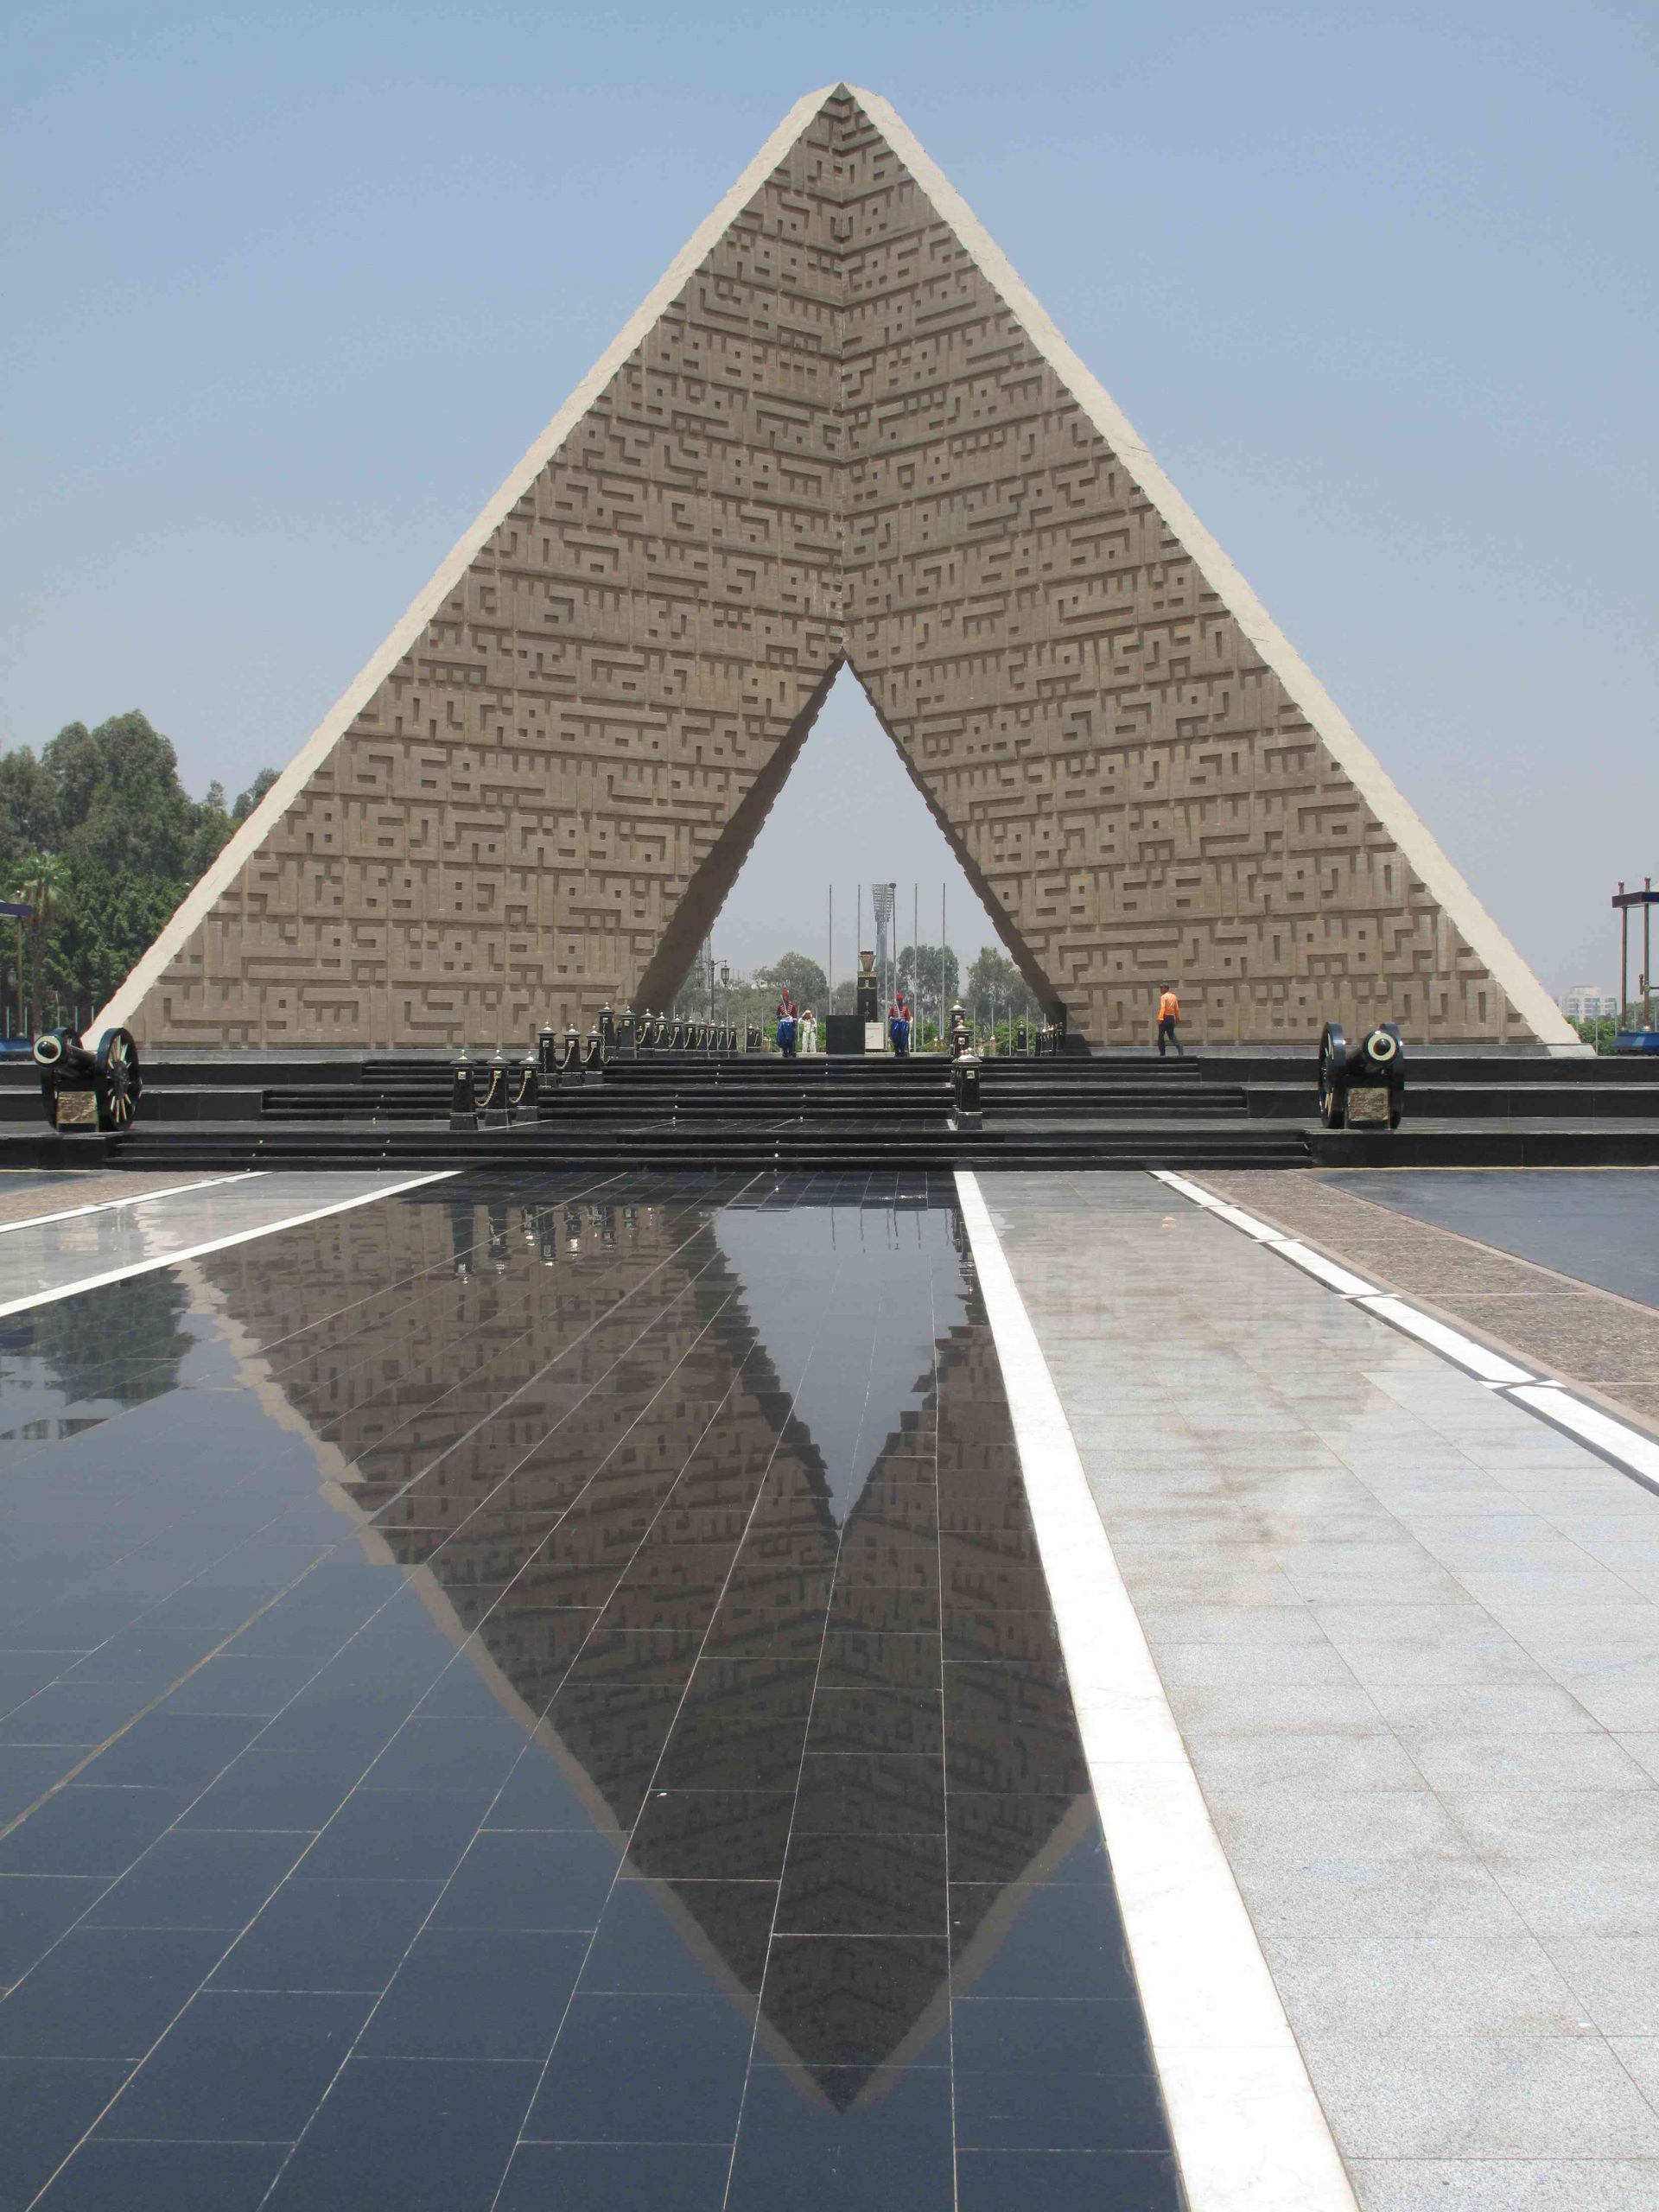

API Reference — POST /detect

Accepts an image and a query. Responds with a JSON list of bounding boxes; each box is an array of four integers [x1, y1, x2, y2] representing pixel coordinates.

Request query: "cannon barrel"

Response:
[[1319, 1020, 1404, 1129], [33, 1029, 96, 1080]]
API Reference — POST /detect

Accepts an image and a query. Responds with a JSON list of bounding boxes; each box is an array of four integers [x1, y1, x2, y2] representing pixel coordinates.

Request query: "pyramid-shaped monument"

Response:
[[99, 85, 1573, 1050]]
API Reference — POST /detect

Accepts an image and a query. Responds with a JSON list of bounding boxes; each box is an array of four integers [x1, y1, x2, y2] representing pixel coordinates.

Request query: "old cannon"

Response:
[[34, 1027, 143, 1132], [1319, 1020, 1404, 1130]]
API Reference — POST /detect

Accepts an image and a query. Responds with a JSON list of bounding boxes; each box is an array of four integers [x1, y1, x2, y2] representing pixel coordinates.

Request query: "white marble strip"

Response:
[[0, 1170, 459, 1319], [1153, 1170, 1659, 1492], [1355, 1294, 1535, 1384], [1270, 1241, 1380, 1298], [0, 1172, 257, 1238], [1152, 1170, 1223, 1208], [955, 1170, 1360, 2212], [1510, 1384, 1659, 1485], [1206, 1200, 1285, 1243]]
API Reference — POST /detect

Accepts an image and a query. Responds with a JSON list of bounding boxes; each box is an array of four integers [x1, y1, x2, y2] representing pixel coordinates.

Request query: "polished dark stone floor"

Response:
[[0, 1171, 1180, 2209], [1324, 1166, 1659, 1311]]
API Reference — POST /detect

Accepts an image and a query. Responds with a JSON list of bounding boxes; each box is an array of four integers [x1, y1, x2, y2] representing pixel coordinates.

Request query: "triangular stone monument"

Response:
[[98, 85, 1574, 1050]]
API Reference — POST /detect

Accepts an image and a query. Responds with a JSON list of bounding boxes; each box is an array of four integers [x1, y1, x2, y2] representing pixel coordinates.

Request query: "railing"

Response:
[[3, 1003, 96, 1043]]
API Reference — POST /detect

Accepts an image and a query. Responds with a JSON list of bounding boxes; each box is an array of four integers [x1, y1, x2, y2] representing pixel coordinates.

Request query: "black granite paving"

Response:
[[0, 1169, 1180, 2209]]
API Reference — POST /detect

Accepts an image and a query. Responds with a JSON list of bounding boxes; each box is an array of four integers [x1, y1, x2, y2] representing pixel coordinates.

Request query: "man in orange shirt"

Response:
[[1156, 985, 1183, 1058]]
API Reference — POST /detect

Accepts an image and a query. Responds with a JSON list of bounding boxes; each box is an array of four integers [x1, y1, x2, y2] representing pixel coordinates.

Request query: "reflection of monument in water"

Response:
[[192, 1185, 1092, 2099]]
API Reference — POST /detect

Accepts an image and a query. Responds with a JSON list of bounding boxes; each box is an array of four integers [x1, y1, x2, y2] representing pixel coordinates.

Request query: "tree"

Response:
[[965, 945, 1036, 1028], [4, 850, 73, 1025], [47, 862, 183, 1015], [233, 767, 280, 821], [895, 942, 959, 1011], [755, 953, 829, 1011], [0, 747, 59, 872], [44, 711, 200, 877], [0, 712, 276, 1024]]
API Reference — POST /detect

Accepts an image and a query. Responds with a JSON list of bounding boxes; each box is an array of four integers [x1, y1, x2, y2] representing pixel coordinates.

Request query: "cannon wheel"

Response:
[[94, 1027, 143, 1132], [1318, 1022, 1347, 1129]]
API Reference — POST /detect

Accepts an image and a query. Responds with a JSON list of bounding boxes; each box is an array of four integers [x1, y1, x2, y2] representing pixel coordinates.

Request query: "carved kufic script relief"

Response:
[[105, 86, 1569, 1051]]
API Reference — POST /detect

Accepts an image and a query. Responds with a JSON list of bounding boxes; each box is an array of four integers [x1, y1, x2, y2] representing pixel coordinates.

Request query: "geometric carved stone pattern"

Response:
[[101, 86, 1572, 1049]]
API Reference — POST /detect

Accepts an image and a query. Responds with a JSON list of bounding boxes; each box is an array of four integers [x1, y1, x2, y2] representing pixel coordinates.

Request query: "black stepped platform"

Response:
[[6, 1043, 1659, 1173], [979, 1060, 1248, 1120], [105, 1050, 1299, 1171]]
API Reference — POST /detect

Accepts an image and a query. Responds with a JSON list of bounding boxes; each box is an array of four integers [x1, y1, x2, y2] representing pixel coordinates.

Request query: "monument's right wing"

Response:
[[832, 88, 1573, 1050]]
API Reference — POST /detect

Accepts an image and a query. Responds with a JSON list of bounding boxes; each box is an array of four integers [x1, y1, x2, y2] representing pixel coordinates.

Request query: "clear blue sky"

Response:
[[2, 0, 1654, 990]]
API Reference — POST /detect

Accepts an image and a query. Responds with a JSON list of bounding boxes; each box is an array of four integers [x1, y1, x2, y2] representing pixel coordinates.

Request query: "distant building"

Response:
[[1560, 985, 1619, 1021]]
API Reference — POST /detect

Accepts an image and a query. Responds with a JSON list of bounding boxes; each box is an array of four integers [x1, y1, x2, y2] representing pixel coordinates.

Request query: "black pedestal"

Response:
[[825, 1014, 865, 1057]]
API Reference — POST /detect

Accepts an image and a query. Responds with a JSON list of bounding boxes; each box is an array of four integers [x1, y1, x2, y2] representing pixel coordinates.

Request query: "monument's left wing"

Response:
[[95, 87, 851, 1049]]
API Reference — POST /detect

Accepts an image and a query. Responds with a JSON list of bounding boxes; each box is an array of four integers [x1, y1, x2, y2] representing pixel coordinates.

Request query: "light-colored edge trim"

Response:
[[956, 1168, 1359, 2212], [852, 87, 1577, 1053], [1356, 1293, 1534, 1385], [1510, 1385, 1659, 1486], [85, 86, 844, 1043], [0, 1172, 257, 1238], [1150, 1170, 1659, 1491], [0, 1169, 459, 1319]]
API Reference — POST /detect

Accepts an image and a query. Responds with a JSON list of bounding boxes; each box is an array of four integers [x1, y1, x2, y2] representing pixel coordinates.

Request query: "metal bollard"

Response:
[[511, 1055, 538, 1122], [448, 1049, 477, 1132], [480, 1047, 511, 1128], [537, 1024, 559, 1088], [561, 1026, 583, 1086], [951, 1050, 982, 1128], [584, 1026, 605, 1079], [599, 1006, 616, 1058]]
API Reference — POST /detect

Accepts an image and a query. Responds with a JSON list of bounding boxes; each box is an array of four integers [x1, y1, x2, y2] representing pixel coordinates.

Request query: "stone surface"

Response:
[[1203, 1169, 1659, 1439], [982, 1169, 1659, 2195], [99, 87, 1565, 1052]]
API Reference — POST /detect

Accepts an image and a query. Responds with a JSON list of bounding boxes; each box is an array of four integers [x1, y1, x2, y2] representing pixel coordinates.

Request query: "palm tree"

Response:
[[4, 852, 72, 1032]]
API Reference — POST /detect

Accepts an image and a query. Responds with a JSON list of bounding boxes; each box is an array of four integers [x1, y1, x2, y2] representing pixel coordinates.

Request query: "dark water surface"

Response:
[[0, 1171, 1180, 2209]]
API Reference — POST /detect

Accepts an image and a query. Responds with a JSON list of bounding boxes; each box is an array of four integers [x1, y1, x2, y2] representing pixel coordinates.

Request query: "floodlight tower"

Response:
[[872, 884, 896, 1013]]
